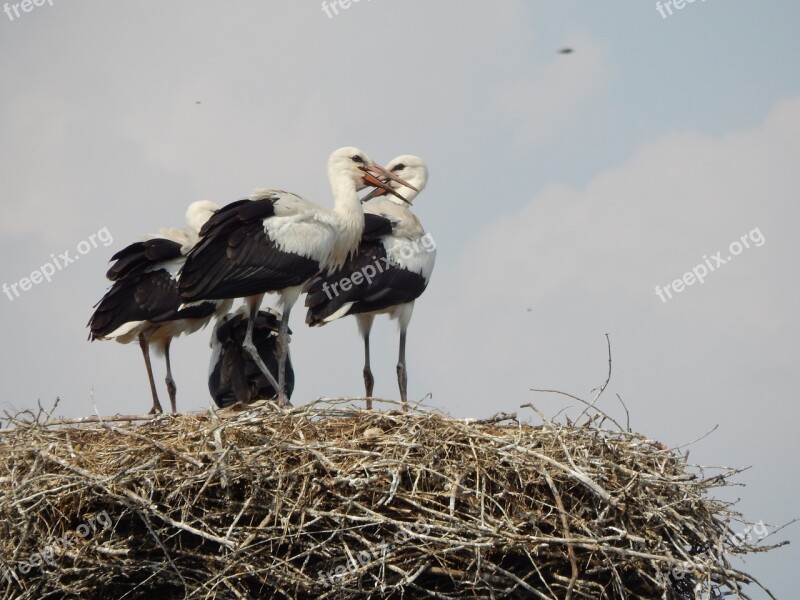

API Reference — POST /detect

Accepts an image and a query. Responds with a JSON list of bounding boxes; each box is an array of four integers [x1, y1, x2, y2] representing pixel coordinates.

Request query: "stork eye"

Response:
[[351, 155, 364, 164], [392, 164, 406, 172]]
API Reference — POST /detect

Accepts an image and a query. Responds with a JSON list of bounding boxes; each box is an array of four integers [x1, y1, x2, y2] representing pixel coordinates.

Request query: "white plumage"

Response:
[[305, 155, 435, 410], [179, 147, 417, 407]]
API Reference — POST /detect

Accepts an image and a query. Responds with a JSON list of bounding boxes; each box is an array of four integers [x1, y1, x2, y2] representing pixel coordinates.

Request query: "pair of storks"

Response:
[[88, 147, 434, 413]]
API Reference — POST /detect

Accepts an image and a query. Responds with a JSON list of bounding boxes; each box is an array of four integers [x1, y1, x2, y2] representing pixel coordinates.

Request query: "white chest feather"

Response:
[[258, 189, 365, 270], [264, 213, 337, 263], [384, 234, 437, 281], [366, 200, 436, 281]]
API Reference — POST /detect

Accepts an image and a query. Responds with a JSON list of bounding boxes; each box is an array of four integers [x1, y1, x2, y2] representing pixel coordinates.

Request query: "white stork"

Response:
[[208, 306, 294, 408], [178, 147, 416, 407], [305, 155, 435, 411], [88, 201, 232, 414]]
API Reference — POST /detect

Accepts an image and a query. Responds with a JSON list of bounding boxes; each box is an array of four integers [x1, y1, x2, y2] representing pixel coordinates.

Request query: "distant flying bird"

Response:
[[305, 155, 435, 411], [558, 47, 574, 54], [88, 201, 232, 414], [178, 147, 416, 408], [208, 307, 294, 408]]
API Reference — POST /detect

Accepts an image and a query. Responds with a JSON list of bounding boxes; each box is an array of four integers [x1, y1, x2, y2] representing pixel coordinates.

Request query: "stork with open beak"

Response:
[[179, 147, 417, 407], [305, 155, 434, 411]]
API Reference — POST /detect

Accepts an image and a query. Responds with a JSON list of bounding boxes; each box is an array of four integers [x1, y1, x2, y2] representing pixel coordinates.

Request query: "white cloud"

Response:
[[417, 95, 800, 417], [0, 4, 796, 593]]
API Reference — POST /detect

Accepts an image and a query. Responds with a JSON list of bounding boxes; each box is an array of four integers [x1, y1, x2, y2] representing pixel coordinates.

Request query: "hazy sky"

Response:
[[1, 1, 798, 595]]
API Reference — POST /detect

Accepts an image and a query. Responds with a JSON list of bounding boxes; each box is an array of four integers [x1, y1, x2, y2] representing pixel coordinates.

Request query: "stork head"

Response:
[[361, 155, 428, 204], [185, 200, 220, 234], [327, 147, 418, 201]]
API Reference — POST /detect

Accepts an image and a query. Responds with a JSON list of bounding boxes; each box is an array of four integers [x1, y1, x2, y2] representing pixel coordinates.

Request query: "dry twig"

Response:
[[0, 398, 785, 599]]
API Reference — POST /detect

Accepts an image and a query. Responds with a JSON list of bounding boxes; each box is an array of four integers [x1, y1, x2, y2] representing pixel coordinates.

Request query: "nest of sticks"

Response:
[[0, 397, 784, 600]]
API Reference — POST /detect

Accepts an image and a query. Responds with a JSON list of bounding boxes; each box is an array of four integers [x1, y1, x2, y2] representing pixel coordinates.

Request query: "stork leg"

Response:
[[396, 327, 408, 412], [139, 333, 163, 414], [241, 297, 284, 407], [163, 337, 177, 414], [357, 315, 375, 409], [363, 333, 374, 409], [275, 303, 293, 408], [273, 288, 302, 408]]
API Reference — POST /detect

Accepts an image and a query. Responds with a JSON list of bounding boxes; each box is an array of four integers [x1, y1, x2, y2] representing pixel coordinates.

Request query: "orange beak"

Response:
[[360, 183, 390, 203], [361, 164, 417, 204], [361, 172, 398, 202], [371, 163, 418, 192]]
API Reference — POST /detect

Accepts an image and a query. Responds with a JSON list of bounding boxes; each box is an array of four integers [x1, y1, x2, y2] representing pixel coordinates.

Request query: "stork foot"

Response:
[[276, 392, 293, 408]]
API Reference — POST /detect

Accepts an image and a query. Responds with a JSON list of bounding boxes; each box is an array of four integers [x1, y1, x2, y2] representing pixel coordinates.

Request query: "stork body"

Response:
[[305, 156, 434, 410], [208, 307, 294, 408], [88, 201, 231, 414], [179, 147, 415, 407]]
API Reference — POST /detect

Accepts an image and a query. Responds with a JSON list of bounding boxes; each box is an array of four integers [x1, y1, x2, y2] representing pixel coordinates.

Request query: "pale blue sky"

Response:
[[1, 2, 798, 596]]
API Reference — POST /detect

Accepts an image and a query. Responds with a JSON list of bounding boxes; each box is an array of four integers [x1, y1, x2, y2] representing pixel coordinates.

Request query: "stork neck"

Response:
[[328, 176, 365, 270], [330, 176, 361, 213]]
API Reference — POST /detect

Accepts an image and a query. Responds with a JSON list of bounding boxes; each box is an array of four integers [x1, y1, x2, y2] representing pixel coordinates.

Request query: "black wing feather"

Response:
[[305, 241, 428, 326], [106, 238, 183, 281], [208, 311, 295, 407], [362, 214, 394, 241], [199, 198, 274, 237], [180, 199, 320, 301], [89, 270, 218, 340]]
